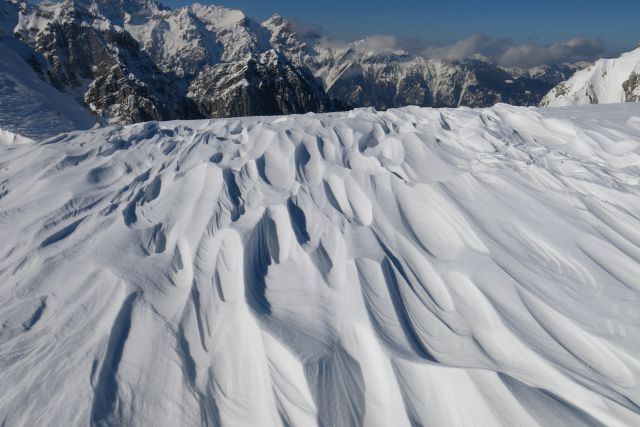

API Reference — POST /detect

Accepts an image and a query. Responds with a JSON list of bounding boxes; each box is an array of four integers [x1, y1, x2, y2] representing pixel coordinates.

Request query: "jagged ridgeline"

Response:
[[1, 0, 581, 125]]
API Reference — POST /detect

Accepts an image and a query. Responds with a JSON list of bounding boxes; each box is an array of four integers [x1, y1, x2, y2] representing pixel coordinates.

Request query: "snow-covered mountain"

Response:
[[264, 15, 581, 110], [2, 103, 640, 426], [542, 47, 640, 107], [0, 0, 582, 132], [2, 0, 339, 126]]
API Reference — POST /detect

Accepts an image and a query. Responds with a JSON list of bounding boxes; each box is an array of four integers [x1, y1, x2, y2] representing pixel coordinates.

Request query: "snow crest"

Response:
[[0, 128, 33, 145], [1, 104, 640, 426]]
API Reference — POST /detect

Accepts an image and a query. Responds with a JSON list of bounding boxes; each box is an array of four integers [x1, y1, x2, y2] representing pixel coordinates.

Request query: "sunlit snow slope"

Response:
[[542, 47, 640, 107], [1, 104, 640, 427]]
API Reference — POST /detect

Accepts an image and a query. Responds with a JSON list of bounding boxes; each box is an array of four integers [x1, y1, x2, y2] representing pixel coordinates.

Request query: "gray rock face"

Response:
[[186, 50, 344, 118], [12, 0, 182, 124], [623, 72, 640, 102], [2, 0, 585, 126], [84, 65, 164, 123]]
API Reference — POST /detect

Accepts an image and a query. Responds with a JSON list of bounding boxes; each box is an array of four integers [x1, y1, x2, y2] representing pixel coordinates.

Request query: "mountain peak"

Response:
[[264, 13, 285, 26]]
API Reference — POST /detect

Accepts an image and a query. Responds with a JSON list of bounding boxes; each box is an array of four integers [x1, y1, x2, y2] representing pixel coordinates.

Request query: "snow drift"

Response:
[[1, 104, 640, 426], [542, 47, 640, 107]]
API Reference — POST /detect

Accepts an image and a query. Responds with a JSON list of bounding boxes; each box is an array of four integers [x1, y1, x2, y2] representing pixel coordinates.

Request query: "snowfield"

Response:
[[1, 103, 640, 426]]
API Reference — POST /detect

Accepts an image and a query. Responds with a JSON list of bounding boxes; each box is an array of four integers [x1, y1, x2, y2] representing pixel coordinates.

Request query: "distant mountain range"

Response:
[[0, 0, 587, 127]]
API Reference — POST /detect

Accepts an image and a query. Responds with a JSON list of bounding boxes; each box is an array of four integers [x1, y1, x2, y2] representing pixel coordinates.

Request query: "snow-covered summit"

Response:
[[1, 103, 640, 426], [542, 47, 640, 107]]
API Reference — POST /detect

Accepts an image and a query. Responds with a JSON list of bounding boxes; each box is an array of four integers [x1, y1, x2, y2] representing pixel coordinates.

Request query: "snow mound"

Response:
[[1, 104, 640, 426], [0, 127, 33, 145], [542, 47, 640, 107]]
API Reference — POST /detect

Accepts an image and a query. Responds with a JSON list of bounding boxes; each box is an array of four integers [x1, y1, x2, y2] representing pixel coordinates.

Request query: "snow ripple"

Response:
[[1, 104, 640, 426]]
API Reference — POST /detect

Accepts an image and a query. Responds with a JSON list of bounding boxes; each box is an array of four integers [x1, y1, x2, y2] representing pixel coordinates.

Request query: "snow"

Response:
[[0, 41, 96, 139], [542, 47, 640, 106], [0, 127, 33, 145], [1, 103, 640, 426]]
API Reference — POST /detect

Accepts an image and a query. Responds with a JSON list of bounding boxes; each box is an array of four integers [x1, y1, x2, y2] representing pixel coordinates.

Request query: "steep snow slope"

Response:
[[0, 39, 95, 139], [542, 47, 640, 106], [1, 104, 640, 426]]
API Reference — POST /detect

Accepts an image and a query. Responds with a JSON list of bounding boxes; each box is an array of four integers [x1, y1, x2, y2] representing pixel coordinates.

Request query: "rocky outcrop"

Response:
[[623, 71, 640, 102], [187, 50, 343, 118], [12, 0, 182, 123], [84, 64, 164, 123]]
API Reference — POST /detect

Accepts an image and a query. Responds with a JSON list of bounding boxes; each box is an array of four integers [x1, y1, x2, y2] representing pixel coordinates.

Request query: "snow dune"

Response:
[[1, 103, 640, 426]]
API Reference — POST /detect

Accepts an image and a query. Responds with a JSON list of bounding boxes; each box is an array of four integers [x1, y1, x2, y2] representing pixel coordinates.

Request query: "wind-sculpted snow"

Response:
[[1, 103, 640, 426]]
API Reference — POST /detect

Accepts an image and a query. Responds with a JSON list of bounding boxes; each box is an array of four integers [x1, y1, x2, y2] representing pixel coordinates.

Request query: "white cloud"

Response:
[[497, 37, 606, 68], [281, 16, 610, 68], [357, 35, 403, 51], [419, 35, 606, 68]]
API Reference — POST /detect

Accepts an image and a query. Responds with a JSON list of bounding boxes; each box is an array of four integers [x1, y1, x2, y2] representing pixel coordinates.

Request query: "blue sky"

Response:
[[164, 0, 639, 66]]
